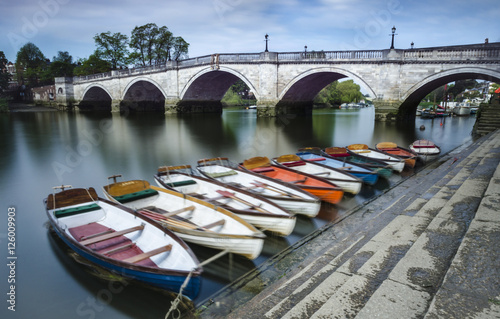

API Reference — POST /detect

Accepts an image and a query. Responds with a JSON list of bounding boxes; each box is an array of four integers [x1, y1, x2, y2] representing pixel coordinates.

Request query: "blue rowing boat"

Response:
[[296, 150, 379, 185], [44, 186, 202, 299]]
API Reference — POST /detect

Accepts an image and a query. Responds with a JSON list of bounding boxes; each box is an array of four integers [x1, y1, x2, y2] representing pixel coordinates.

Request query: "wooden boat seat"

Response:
[[281, 161, 306, 167], [379, 148, 401, 151], [113, 189, 158, 204], [54, 203, 101, 218], [80, 225, 145, 246], [252, 167, 274, 173], [206, 170, 238, 178], [141, 205, 196, 218], [306, 157, 326, 161], [163, 180, 197, 187], [200, 219, 225, 230], [123, 244, 172, 264]]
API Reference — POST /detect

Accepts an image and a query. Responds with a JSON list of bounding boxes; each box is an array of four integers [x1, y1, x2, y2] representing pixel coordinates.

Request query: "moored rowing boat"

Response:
[[296, 149, 379, 185], [273, 154, 362, 194], [102, 176, 265, 259], [375, 142, 418, 168], [197, 157, 321, 218], [44, 186, 202, 299], [409, 139, 442, 163], [322, 146, 393, 178], [347, 144, 405, 173], [241, 156, 344, 205], [154, 165, 296, 236]]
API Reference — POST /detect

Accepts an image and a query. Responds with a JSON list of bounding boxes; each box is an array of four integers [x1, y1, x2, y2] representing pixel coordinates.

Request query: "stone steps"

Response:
[[261, 132, 500, 318], [424, 144, 500, 318], [196, 131, 500, 319]]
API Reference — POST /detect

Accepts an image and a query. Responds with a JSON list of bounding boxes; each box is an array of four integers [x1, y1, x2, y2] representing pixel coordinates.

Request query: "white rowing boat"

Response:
[[196, 157, 321, 218], [272, 154, 362, 195], [154, 165, 296, 236], [44, 186, 202, 299], [102, 176, 265, 259], [347, 144, 405, 173], [409, 140, 441, 163]]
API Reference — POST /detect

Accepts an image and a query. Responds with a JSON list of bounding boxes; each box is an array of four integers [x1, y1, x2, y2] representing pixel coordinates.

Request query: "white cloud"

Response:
[[1, 0, 499, 62]]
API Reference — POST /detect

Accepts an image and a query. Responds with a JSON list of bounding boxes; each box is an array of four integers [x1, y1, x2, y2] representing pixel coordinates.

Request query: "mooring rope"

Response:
[[165, 249, 230, 319]]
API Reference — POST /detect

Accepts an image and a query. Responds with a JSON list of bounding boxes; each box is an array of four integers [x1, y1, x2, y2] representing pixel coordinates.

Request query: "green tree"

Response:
[[171, 36, 189, 61], [15, 42, 47, 86], [155, 26, 174, 62], [315, 81, 341, 105], [74, 53, 112, 76], [94, 31, 129, 69], [47, 51, 75, 78], [0, 51, 11, 95], [130, 23, 159, 66], [337, 80, 363, 103]]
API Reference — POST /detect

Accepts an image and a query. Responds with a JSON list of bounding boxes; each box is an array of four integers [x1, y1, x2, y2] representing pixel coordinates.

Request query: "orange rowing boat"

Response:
[[241, 157, 344, 204], [375, 142, 418, 168]]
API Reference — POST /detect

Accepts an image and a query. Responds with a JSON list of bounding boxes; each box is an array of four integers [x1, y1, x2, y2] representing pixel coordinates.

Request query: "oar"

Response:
[[139, 209, 217, 232], [216, 190, 273, 214], [250, 181, 302, 199]]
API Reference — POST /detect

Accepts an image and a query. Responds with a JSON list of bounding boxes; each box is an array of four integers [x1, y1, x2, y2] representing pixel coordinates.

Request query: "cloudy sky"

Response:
[[1, 0, 499, 63]]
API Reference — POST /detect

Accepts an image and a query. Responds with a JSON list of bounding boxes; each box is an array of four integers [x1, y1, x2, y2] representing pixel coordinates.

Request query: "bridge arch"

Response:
[[180, 67, 259, 101], [398, 67, 500, 121], [79, 84, 113, 112], [279, 67, 377, 101], [121, 77, 167, 101], [121, 77, 167, 113]]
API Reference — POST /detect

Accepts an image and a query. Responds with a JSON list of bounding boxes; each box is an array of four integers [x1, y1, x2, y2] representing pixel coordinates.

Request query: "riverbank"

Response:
[[196, 129, 500, 318], [7, 101, 58, 112]]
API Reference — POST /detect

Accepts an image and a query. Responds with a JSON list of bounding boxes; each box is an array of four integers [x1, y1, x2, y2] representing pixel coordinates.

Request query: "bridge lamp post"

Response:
[[265, 34, 269, 52], [390, 26, 397, 49], [304, 45, 307, 58]]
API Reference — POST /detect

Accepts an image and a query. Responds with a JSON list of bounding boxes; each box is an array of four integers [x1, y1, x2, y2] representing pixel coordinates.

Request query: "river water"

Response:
[[0, 107, 477, 319]]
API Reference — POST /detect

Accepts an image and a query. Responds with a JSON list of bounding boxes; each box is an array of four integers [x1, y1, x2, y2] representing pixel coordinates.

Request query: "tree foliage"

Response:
[[129, 24, 189, 65], [74, 53, 112, 76], [15, 42, 47, 86], [47, 51, 75, 78], [314, 80, 363, 105], [0, 51, 11, 95], [94, 31, 130, 69], [130, 23, 159, 66]]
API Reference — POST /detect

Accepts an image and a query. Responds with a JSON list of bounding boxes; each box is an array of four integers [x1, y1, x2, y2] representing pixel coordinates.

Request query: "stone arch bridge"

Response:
[[56, 42, 500, 121]]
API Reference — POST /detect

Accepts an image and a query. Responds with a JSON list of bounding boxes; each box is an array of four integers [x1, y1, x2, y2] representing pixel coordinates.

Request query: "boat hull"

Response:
[[273, 157, 362, 195], [50, 224, 201, 298], [375, 143, 418, 168], [44, 190, 202, 299], [409, 140, 441, 163], [243, 162, 344, 205], [154, 170, 296, 236], [297, 152, 379, 186], [347, 146, 405, 173], [102, 181, 266, 259], [197, 160, 321, 218]]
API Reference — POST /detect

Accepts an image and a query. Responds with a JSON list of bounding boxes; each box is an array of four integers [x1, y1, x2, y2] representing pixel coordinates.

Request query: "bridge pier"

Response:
[[256, 100, 313, 117], [165, 99, 223, 115], [373, 100, 401, 121]]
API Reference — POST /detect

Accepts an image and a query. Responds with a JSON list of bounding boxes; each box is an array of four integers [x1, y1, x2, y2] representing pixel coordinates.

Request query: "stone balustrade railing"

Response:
[[73, 44, 500, 83]]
